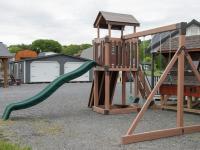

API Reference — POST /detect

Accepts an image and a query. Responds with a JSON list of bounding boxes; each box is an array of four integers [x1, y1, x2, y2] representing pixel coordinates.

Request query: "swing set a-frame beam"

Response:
[[122, 23, 200, 144]]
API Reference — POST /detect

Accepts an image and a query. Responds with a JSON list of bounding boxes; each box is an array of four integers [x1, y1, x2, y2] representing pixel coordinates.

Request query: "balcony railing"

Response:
[[93, 37, 138, 68]]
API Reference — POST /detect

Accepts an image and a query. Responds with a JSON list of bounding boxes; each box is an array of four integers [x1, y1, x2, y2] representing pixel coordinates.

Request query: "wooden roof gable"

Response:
[[94, 11, 140, 30]]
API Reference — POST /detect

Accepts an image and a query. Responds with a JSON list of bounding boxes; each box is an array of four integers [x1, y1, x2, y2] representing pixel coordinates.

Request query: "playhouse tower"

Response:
[[88, 11, 144, 114]]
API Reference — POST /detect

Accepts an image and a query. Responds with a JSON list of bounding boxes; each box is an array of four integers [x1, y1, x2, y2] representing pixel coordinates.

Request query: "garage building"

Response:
[[9, 54, 92, 83]]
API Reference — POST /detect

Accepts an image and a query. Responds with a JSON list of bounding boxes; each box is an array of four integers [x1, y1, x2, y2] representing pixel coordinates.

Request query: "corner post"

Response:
[[177, 22, 186, 128], [104, 37, 110, 110]]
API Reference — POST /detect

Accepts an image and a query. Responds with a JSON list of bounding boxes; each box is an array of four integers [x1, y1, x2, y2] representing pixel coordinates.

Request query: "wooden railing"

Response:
[[93, 37, 138, 68]]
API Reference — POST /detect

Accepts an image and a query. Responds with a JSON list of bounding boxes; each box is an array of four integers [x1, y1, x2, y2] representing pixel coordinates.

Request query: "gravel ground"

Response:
[[0, 83, 199, 150]]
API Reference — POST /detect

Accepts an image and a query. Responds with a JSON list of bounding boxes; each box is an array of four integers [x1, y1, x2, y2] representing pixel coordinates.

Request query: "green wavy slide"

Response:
[[2, 60, 96, 120]]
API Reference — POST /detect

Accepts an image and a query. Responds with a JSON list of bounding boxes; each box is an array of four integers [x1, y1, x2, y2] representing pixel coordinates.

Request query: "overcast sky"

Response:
[[0, 0, 199, 46]]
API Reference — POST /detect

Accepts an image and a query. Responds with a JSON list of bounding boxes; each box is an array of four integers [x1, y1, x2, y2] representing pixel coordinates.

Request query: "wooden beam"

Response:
[[123, 23, 177, 39], [122, 128, 182, 144], [108, 24, 111, 38], [97, 26, 100, 38], [177, 35, 185, 127], [125, 46, 181, 135]]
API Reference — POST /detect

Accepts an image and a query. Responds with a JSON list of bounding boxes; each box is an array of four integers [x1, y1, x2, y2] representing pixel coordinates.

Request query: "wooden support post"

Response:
[[97, 26, 100, 38], [104, 39, 110, 110], [121, 27, 124, 38], [94, 71, 99, 107], [177, 34, 185, 128], [151, 53, 155, 89], [2, 58, 8, 88], [105, 71, 110, 110], [133, 72, 138, 97], [108, 24, 111, 38], [122, 71, 126, 105]]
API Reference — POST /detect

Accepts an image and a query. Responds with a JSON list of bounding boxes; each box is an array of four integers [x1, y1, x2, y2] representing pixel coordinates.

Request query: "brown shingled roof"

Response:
[[94, 11, 140, 30]]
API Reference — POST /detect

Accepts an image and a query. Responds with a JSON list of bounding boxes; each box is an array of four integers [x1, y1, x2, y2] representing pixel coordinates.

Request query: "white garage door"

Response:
[[30, 61, 60, 82], [64, 62, 89, 82]]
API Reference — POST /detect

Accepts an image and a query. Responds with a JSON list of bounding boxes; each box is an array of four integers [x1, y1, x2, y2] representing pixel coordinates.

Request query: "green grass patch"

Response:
[[0, 140, 31, 150]]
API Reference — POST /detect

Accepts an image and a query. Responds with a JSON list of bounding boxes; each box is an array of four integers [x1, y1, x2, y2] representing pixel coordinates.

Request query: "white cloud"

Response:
[[0, 0, 199, 45]]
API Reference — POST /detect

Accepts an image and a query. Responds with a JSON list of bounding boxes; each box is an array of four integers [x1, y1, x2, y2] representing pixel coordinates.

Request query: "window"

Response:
[[186, 25, 200, 36]]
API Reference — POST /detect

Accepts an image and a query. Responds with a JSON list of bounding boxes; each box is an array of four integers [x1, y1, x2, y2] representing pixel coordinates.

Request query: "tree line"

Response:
[[8, 39, 92, 56]]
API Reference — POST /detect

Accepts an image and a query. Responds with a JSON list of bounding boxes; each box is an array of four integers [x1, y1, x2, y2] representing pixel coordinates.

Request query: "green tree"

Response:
[[8, 44, 31, 53], [80, 44, 92, 50], [62, 43, 92, 56], [139, 40, 151, 63], [31, 39, 62, 53]]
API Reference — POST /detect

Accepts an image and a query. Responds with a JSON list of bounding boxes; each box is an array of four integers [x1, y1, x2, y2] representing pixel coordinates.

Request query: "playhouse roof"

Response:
[[94, 11, 140, 30], [0, 42, 13, 58], [149, 19, 200, 53]]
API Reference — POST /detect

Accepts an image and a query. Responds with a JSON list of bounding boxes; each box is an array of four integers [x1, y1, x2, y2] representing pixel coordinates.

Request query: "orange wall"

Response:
[[15, 50, 37, 61]]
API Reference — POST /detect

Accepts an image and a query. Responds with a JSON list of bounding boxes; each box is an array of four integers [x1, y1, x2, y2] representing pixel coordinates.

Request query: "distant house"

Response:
[[0, 42, 13, 87], [150, 19, 200, 61], [9, 54, 92, 83], [15, 50, 38, 61]]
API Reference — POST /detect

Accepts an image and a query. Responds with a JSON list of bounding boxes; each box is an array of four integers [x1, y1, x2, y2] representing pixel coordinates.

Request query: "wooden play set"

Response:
[[88, 11, 200, 144], [1, 11, 199, 145]]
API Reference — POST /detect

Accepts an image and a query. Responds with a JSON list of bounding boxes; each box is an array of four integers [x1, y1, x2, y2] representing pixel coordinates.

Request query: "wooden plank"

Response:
[[122, 128, 182, 144], [184, 125, 200, 134], [109, 107, 138, 115], [92, 106, 106, 114], [123, 23, 177, 39]]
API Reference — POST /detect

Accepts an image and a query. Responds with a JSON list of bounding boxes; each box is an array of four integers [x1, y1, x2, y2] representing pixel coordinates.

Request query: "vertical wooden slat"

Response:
[[127, 42, 130, 68], [134, 43, 137, 67], [119, 42, 122, 67], [116, 42, 119, 67], [105, 41, 110, 67], [103, 41, 105, 66], [130, 42, 134, 68], [109, 42, 112, 67]]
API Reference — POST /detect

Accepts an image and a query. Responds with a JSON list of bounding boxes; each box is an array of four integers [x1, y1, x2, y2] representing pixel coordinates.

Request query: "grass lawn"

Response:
[[0, 140, 31, 150]]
